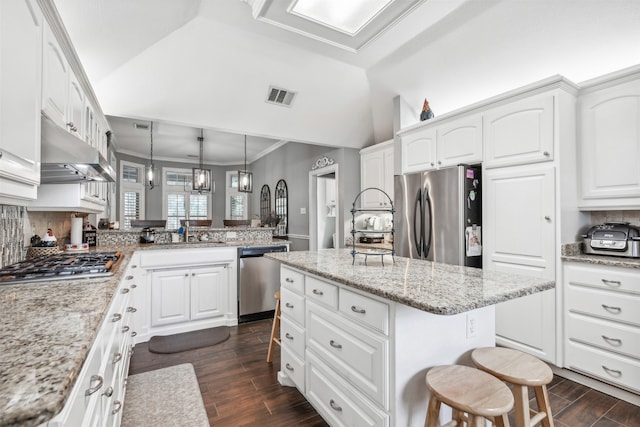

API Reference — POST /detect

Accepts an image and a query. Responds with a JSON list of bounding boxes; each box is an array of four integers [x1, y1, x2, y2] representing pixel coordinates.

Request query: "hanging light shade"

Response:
[[147, 122, 155, 190], [192, 128, 212, 192], [238, 135, 253, 193]]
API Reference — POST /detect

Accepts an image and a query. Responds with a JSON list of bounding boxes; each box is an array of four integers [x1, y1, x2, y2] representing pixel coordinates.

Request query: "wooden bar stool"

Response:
[[425, 365, 514, 427], [266, 291, 281, 363], [471, 347, 554, 427]]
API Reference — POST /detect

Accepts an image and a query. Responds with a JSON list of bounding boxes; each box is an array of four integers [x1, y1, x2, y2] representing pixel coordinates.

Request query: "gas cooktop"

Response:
[[0, 251, 123, 285]]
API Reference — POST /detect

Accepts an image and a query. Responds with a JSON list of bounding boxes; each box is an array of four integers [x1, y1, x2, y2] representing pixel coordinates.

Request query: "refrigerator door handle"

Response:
[[413, 188, 423, 257], [424, 190, 433, 259]]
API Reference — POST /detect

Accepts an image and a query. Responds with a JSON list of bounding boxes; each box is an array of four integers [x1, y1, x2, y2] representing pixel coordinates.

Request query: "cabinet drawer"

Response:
[[281, 266, 305, 294], [306, 276, 338, 309], [567, 312, 640, 359], [565, 263, 640, 294], [565, 340, 640, 393], [306, 352, 389, 427], [567, 285, 640, 326], [339, 289, 389, 335], [281, 317, 305, 360], [280, 287, 305, 327], [281, 345, 305, 392], [307, 302, 388, 408]]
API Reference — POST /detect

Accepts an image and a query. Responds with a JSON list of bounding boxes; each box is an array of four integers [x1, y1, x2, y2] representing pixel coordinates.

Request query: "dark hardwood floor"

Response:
[[128, 319, 640, 427]]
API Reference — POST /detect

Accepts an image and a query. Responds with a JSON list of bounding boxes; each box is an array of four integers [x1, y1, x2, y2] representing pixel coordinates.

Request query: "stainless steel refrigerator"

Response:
[[394, 165, 482, 268]]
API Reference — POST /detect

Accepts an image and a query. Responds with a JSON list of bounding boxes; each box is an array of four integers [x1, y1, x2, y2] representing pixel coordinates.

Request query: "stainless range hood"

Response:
[[40, 115, 115, 183]]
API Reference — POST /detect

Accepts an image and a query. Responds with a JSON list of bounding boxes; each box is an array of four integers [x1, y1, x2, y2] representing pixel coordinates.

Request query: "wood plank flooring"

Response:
[[128, 319, 640, 427]]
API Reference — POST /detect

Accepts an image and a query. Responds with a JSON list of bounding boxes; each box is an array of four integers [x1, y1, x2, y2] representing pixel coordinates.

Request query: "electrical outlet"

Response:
[[466, 314, 477, 339]]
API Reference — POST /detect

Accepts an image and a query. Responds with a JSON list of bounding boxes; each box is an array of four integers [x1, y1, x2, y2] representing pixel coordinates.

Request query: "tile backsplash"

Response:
[[0, 205, 26, 268], [590, 210, 640, 226]]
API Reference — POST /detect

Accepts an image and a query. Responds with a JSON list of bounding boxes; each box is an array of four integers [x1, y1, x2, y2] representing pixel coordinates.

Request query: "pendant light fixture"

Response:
[[192, 128, 211, 193], [238, 135, 253, 193], [147, 121, 155, 190]]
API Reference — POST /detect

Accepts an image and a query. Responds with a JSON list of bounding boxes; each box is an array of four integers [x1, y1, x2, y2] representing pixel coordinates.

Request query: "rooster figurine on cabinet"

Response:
[[420, 98, 434, 121]]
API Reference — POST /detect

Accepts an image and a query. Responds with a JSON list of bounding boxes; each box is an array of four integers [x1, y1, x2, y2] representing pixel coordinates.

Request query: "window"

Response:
[[226, 171, 248, 220], [163, 168, 211, 230], [120, 161, 146, 229]]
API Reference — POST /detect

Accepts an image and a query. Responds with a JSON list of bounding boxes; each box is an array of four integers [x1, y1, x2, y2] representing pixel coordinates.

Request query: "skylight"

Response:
[[289, 0, 393, 36]]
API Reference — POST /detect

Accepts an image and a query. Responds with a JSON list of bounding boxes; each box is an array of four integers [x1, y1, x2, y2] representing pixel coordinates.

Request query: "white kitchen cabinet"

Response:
[[577, 70, 640, 209], [151, 265, 228, 327], [483, 94, 554, 168], [67, 71, 85, 139], [136, 248, 237, 342], [483, 163, 557, 363], [29, 183, 107, 213], [0, 0, 42, 204], [564, 262, 640, 393], [399, 114, 482, 174], [360, 140, 394, 208], [279, 266, 306, 390], [41, 21, 69, 129]]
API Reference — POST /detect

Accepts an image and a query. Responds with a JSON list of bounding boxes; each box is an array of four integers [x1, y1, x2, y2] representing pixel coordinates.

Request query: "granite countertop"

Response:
[[561, 242, 640, 269], [0, 241, 282, 427], [265, 249, 555, 315]]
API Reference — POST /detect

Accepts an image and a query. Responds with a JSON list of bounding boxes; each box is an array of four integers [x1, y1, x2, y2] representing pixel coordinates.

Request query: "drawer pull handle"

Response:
[[601, 304, 622, 313], [285, 363, 294, 372], [112, 352, 123, 364], [121, 288, 130, 294], [131, 331, 137, 337], [122, 326, 130, 333], [601, 279, 621, 287], [351, 305, 366, 314], [111, 313, 122, 322], [103, 386, 113, 397], [285, 303, 294, 308], [312, 289, 323, 296], [602, 335, 622, 346], [285, 333, 294, 340], [285, 278, 294, 283], [127, 306, 137, 313], [330, 399, 343, 412], [86, 374, 103, 396], [131, 284, 137, 289], [329, 340, 342, 349], [126, 275, 134, 280], [112, 400, 123, 415], [602, 365, 622, 377], [131, 265, 137, 269]]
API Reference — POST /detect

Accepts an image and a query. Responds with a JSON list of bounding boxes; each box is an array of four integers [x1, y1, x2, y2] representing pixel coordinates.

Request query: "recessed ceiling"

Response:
[[244, 0, 425, 52]]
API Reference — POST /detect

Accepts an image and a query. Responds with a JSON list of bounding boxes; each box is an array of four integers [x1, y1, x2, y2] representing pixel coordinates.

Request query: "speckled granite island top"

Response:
[[266, 249, 555, 315]]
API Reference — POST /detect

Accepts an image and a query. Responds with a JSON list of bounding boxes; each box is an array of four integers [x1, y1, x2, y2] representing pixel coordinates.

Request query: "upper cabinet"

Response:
[[578, 69, 640, 210], [0, 0, 43, 204], [483, 95, 554, 168], [399, 114, 482, 174], [360, 140, 394, 208]]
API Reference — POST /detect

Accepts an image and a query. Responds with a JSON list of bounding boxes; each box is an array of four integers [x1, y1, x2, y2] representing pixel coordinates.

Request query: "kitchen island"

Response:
[[265, 249, 555, 426]]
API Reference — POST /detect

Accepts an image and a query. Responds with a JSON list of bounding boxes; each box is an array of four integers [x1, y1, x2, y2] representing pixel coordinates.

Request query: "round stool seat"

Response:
[[472, 347, 553, 386], [426, 365, 514, 419]]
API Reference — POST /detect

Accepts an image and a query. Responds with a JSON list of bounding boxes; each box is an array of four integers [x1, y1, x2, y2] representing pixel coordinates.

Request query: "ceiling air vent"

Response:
[[266, 86, 296, 107]]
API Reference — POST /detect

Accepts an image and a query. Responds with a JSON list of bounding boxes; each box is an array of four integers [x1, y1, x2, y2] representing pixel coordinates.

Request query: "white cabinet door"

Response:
[[578, 78, 640, 209], [436, 114, 483, 168], [484, 95, 554, 168], [42, 22, 69, 128], [0, 0, 42, 203], [151, 269, 191, 327], [190, 265, 228, 321], [360, 142, 394, 208], [483, 164, 557, 363], [67, 72, 84, 139], [401, 127, 436, 174]]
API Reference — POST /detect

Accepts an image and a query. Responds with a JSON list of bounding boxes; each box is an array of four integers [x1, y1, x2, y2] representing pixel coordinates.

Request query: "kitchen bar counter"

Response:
[[0, 240, 282, 427], [266, 249, 554, 315]]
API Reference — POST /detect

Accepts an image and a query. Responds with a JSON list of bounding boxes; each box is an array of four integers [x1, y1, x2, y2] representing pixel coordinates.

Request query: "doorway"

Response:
[[309, 164, 339, 250]]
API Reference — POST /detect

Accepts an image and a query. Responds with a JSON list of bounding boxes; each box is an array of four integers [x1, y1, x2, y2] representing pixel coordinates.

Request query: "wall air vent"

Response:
[[133, 123, 149, 130], [266, 86, 296, 107]]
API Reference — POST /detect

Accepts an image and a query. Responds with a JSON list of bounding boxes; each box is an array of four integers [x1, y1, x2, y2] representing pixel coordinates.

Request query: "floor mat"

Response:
[[148, 326, 230, 354], [121, 363, 209, 427]]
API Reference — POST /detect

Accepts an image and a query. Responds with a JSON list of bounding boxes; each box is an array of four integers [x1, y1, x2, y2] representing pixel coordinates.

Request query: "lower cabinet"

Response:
[[45, 261, 138, 427], [564, 262, 640, 393], [278, 265, 495, 427], [136, 247, 238, 342]]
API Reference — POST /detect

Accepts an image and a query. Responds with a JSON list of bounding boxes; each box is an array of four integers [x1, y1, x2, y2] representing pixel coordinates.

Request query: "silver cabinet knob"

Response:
[[543, 151, 550, 156], [544, 216, 551, 221], [85, 374, 103, 396]]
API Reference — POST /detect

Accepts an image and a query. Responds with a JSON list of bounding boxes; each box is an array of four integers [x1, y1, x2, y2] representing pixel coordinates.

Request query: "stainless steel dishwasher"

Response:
[[238, 244, 288, 322]]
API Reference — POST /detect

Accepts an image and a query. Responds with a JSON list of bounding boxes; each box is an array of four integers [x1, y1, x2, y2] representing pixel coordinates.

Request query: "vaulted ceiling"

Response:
[[54, 0, 640, 163]]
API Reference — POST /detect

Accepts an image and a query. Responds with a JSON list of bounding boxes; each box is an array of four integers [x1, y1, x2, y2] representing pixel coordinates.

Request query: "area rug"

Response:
[[121, 363, 209, 427], [148, 326, 230, 354]]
